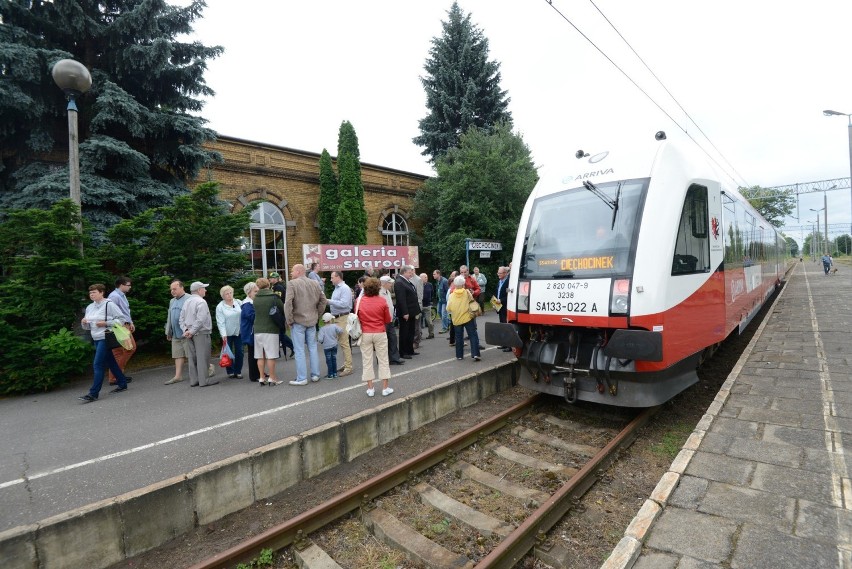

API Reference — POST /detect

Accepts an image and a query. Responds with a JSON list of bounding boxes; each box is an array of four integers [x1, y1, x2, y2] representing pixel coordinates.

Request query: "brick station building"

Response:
[[197, 135, 428, 277]]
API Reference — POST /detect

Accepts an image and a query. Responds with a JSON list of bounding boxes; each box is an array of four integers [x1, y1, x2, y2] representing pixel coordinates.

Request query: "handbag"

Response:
[[346, 297, 363, 340], [104, 328, 122, 350], [219, 339, 234, 368], [468, 291, 483, 318], [100, 301, 123, 350]]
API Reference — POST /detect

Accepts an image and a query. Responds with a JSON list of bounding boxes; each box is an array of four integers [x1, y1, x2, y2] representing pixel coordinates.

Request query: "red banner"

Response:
[[303, 244, 419, 272]]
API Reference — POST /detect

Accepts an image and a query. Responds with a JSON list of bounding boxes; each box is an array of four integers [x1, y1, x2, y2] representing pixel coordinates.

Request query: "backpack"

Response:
[[269, 303, 285, 330]]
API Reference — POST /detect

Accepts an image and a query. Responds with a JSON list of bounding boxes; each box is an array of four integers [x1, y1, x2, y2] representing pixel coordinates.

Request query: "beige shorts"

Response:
[[254, 333, 280, 359], [171, 338, 188, 359]]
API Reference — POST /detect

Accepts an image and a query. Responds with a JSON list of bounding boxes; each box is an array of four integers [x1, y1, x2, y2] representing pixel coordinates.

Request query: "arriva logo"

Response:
[[573, 168, 614, 181]]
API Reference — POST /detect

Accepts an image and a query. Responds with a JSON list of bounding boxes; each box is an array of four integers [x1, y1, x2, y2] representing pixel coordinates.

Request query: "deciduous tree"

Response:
[[739, 186, 795, 227], [414, 122, 536, 271]]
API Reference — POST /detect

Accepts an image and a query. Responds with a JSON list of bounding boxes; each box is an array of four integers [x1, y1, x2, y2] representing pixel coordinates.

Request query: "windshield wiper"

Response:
[[610, 182, 622, 229], [552, 270, 574, 278], [583, 180, 617, 211], [582, 180, 622, 230]]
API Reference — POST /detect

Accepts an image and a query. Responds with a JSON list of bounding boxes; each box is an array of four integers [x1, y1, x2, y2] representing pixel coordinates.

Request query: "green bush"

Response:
[[1, 329, 93, 394]]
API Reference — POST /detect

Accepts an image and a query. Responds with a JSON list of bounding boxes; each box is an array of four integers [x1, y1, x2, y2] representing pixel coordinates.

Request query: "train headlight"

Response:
[[517, 280, 530, 312], [610, 278, 630, 315]]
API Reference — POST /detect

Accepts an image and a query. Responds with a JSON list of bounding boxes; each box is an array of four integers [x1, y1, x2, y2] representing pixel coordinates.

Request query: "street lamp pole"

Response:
[[822, 110, 852, 239], [52, 59, 92, 253]]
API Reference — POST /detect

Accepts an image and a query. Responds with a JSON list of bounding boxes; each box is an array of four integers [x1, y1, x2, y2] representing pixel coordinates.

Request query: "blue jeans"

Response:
[[89, 339, 128, 398], [292, 323, 321, 380], [438, 301, 449, 330], [225, 334, 243, 376], [455, 319, 481, 360], [324, 347, 338, 377]]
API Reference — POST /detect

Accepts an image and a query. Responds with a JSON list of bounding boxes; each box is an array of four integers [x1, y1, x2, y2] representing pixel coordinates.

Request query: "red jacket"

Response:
[[464, 275, 481, 299], [356, 295, 391, 333]]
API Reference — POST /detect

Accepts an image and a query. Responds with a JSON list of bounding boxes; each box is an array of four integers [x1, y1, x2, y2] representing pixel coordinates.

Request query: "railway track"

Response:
[[188, 396, 658, 569]]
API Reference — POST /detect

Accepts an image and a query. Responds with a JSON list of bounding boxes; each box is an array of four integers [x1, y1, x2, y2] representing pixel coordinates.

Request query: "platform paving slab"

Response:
[[602, 261, 852, 569]]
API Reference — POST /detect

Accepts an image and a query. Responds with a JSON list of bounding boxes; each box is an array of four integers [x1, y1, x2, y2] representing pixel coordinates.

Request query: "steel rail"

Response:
[[189, 394, 541, 569], [474, 404, 660, 569]]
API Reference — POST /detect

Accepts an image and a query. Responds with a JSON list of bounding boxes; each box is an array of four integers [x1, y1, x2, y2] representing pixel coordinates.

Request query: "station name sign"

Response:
[[303, 244, 419, 271], [468, 241, 502, 251]]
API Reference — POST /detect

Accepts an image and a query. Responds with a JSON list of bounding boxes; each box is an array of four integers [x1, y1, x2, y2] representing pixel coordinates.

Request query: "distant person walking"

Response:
[[78, 284, 130, 403], [107, 276, 136, 385], [822, 254, 832, 275], [180, 281, 217, 387]]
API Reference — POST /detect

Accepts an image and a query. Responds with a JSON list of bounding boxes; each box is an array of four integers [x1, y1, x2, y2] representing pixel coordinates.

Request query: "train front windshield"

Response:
[[521, 178, 649, 278]]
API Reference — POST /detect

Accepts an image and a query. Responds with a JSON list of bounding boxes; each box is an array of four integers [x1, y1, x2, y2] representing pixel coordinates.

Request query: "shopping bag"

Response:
[[111, 322, 134, 350], [219, 340, 234, 368]]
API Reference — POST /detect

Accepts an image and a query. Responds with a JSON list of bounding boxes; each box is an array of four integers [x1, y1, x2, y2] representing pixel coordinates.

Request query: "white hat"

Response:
[[321, 312, 334, 322], [379, 275, 394, 283], [190, 281, 209, 292]]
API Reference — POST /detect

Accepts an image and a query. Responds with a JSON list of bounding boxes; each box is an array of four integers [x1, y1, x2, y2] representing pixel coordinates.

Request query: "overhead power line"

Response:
[[542, 0, 749, 188]]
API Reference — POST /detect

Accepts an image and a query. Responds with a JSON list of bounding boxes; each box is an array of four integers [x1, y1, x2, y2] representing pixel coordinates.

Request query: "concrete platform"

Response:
[[603, 259, 852, 569], [0, 311, 516, 569]]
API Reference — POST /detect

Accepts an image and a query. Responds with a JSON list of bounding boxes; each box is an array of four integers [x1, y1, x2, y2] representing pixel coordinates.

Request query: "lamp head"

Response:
[[52, 59, 92, 97], [823, 109, 846, 116]]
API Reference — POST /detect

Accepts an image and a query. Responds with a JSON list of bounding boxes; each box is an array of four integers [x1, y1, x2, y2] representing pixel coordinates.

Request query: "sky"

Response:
[[180, 0, 852, 247]]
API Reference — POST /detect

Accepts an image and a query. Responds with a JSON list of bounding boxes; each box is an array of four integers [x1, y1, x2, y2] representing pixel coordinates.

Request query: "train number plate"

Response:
[[529, 279, 611, 315]]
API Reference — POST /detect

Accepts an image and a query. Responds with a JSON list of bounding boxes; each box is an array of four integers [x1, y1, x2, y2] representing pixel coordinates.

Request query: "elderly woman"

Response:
[[446, 275, 481, 362], [252, 277, 285, 385], [78, 284, 130, 403], [357, 277, 393, 397], [216, 285, 243, 378], [240, 282, 260, 382]]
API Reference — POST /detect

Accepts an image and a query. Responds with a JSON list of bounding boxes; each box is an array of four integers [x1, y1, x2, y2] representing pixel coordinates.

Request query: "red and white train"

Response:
[[486, 132, 785, 407]]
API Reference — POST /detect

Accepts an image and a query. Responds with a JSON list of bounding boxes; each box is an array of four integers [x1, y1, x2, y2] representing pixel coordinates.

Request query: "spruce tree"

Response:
[[413, 2, 512, 164], [332, 121, 367, 245], [0, 0, 222, 241], [317, 149, 338, 243]]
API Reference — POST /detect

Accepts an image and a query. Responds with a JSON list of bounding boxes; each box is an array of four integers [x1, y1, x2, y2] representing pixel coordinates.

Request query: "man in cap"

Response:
[[179, 281, 217, 387]]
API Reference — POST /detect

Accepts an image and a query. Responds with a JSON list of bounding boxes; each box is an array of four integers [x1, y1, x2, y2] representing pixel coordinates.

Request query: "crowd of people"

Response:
[[77, 263, 512, 403]]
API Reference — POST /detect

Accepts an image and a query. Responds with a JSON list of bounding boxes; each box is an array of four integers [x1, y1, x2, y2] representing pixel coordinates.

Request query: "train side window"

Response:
[[672, 184, 710, 275]]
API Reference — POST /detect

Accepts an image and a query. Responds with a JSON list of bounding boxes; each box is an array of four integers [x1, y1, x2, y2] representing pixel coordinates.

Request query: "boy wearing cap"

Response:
[[317, 312, 343, 378], [179, 281, 217, 387]]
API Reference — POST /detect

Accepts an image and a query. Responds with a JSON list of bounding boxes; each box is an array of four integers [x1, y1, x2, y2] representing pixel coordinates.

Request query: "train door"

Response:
[[707, 182, 724, 270]]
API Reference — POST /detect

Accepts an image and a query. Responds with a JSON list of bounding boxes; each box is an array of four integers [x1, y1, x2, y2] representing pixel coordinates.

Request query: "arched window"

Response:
[[246, 202, 288, 277], [381, 212, 409, 246]]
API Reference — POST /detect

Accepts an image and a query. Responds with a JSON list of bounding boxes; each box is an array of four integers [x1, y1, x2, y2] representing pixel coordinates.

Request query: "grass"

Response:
[[649, 423, 694, 460]]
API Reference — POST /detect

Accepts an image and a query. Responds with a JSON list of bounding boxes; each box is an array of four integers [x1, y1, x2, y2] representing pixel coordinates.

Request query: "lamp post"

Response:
[[822, 110, 852, 239], [810, 219, 818, 261], [52, 59, 92, 253], [810, 207, 826, 255]]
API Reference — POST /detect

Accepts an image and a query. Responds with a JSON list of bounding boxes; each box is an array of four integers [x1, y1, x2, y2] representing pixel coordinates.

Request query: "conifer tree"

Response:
[[317, 149, 338, 243], [332, 121, 367, 245], [413, 2, 512, 164], [0, 0, 222, 240]]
